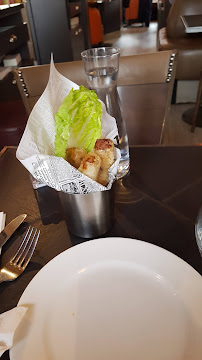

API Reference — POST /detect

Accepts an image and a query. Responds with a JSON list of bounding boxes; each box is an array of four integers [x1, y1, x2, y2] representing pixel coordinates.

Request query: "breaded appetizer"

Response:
[[94, 139, 115, 169], [94, 139, 115, 186], [65, 139, 115, 186], [65, 147, 86, 169], [96, 167, 109, 186], [78, 152, 101, 182]]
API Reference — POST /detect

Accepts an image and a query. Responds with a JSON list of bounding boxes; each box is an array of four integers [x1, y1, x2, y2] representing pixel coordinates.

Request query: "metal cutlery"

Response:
[[0, 226, 40, 283], [0, 214, 27, 248]]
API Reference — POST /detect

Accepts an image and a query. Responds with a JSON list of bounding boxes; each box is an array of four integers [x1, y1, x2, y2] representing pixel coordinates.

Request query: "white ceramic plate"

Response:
[[10, 238, 202, 360]]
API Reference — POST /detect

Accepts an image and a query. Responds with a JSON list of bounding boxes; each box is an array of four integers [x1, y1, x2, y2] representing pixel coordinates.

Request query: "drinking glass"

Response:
[[81, 47, 130, 179]]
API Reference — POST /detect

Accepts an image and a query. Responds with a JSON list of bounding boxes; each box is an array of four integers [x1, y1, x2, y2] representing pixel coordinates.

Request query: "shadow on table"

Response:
[[33, 186, 64, 225]]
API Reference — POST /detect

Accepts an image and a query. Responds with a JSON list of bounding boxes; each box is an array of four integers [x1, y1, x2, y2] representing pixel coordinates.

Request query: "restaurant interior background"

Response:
[[0, 0, 202, 149]]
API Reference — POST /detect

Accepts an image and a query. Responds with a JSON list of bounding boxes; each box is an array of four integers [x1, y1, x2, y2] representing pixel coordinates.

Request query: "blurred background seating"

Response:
[[88, 6, 104, 46], [13, 50, 177, 146], [125, 0, 153, 27], [158, 0, 202, 82], [1, 0, 202, 149]]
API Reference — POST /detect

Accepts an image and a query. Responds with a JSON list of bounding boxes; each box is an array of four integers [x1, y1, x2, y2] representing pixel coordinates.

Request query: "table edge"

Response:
[[0, 146, 17, 158]]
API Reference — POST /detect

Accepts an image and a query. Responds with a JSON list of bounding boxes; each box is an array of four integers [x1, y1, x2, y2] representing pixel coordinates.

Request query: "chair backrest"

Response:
[[166, 0, 202, 39], [14, 50, 177, 116], [88, 7, 104, 45], [125, 0, 139, 21], [118, 50, 176, 85]]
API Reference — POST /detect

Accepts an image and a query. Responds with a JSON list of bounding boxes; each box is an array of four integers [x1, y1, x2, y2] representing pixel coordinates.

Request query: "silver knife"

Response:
[[0, 214, 27, 248]]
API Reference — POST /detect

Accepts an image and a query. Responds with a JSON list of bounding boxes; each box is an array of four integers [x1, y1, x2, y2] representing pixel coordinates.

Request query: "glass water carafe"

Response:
[[81, 47, 130, 179]]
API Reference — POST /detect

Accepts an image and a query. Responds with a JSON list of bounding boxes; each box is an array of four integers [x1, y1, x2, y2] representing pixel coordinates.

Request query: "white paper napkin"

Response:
[[0, 306, 27, 357], [0, 212, 6, 255], [0, 212, 6, 233]]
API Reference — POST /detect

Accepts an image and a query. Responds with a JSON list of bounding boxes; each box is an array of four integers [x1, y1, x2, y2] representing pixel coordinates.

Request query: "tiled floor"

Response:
[[104, 22, 158, 56], [104, 22, 202, 145]]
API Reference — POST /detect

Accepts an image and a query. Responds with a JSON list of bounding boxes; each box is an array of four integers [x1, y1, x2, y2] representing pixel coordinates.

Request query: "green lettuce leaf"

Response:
[[54, 86, 102, 158]]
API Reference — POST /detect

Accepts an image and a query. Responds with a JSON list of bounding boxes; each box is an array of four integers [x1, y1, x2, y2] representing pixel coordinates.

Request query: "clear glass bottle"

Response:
[[81, 47, 130, 179]]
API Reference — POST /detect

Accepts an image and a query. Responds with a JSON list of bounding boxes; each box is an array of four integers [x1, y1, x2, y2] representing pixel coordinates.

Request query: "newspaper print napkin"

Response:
[[16, 57, 121, 194], [0, 307, 27, 357]]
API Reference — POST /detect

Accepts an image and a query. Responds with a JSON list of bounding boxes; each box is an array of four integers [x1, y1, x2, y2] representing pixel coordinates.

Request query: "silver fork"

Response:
[[0, 226, 40, 283]]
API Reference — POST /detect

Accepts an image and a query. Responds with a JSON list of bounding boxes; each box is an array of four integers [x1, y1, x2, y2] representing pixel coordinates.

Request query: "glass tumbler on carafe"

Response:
[[81, 47, 130, 179]]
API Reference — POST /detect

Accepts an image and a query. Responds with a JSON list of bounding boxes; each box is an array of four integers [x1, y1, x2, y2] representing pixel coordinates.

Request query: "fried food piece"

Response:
[[97, 168, 109, 187], [94, 139, 115, 186], [78, 152, 101, 182], [66, 147, 86, 169], [66, 139, 115, 186], [94, 139, 115, 170]]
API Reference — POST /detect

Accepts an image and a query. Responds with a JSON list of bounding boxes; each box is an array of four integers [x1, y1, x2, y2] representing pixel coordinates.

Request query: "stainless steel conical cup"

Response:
[[58, 188, 114, 238]]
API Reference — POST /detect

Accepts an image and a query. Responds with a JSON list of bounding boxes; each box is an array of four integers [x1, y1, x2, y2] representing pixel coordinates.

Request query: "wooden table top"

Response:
[[1, 145, 202, 359]]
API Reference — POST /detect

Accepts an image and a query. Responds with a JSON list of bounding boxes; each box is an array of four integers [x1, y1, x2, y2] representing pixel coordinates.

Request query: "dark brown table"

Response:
[[1, 145, 202, 359]]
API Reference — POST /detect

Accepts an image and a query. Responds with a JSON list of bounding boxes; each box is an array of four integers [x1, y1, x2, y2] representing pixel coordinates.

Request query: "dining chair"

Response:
[[125, 0, 152, 28], [13, 49, 177, 145], [88, 5, 104, 46], [158, 0, 202, 81]]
